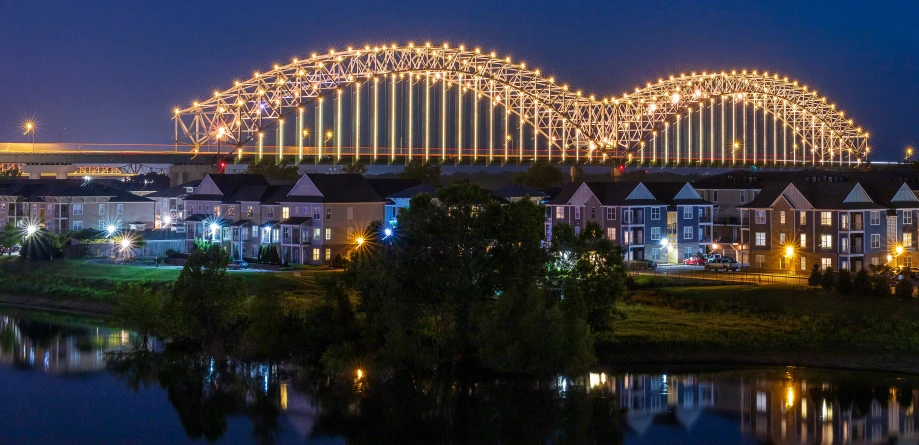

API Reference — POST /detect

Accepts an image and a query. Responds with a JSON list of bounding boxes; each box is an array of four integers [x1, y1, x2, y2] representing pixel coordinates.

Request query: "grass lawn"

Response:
[[605, 284, 919, 371], [0, 258, 334, 308]]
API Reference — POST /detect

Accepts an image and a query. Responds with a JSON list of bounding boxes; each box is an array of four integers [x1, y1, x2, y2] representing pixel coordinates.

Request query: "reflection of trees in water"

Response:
[[106, 348, 282, 444], [309, 375, 626, 445]]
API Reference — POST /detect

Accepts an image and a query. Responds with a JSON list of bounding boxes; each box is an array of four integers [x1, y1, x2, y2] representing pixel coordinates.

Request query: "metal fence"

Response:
[[632, 266, 809, 287]]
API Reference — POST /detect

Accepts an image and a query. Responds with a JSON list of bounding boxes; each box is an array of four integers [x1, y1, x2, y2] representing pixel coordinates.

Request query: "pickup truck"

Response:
[[704, 258, 739, 272]]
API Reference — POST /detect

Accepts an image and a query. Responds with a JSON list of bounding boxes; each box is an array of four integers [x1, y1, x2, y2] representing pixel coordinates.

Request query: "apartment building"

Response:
[[546, 181, 714, 262], [146, 180, 201, 228], [0, 179, 155, 233], [183, 173, 385, 265]]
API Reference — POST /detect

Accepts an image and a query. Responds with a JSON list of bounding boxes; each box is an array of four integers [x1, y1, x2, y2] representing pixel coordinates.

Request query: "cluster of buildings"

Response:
[[547, 169, 919, 272], [5, 167, 919, 270]]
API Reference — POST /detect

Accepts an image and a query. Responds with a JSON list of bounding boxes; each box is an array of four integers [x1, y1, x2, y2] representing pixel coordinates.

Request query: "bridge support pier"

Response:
[[19, 165, 78, 179], [169, 164, 217, 186]]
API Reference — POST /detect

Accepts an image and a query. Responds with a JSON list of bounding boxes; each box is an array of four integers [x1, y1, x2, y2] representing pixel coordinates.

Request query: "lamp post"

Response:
[[896, 245, 905, 270], [23, 122, 35, 153], [907, 147, 915, 164], [785, 245, 795, 275]]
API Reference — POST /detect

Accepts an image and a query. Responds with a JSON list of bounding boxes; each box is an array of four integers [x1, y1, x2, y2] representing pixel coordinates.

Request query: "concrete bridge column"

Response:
[[19, 165, 78, 179], [169, 164, 217, 186]]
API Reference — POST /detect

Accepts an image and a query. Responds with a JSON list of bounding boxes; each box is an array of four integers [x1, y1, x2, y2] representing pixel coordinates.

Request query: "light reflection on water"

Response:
[[1, 308, 918, 444]]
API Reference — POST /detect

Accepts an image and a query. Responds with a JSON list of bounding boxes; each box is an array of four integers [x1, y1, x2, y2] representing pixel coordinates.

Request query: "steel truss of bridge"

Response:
[[174, 40, 870, 168]]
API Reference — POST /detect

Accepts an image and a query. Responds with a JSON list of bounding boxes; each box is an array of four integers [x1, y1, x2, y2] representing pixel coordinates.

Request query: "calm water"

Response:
[[1, 308, 918, 444]]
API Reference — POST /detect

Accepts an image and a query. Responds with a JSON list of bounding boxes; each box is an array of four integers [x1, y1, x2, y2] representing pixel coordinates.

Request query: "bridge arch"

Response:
[[175, 44, 869, 167]]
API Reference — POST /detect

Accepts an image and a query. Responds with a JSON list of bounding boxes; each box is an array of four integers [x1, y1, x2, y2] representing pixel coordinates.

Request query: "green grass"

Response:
[[605, 284, 919, 370], [0, 258, 333, 307]]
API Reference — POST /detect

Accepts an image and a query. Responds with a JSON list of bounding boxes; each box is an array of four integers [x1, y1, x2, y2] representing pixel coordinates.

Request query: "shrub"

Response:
[[895, 278, 914, 299], [331, 252, 349, 268], [835, 269, 853, 295], [820, 267, 835, 291], [808, 264, 822, 288], [873, 278, 891, 297], [852, 269, 873, 296]]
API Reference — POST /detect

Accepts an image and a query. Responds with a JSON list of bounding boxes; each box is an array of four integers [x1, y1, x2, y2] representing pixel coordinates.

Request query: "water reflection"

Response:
[[3, 309, 919, 444]]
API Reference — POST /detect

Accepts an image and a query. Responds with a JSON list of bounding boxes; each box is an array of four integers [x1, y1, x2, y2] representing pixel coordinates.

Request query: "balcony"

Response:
[[699, 215, 712, 223], [623, 216, 645, 225], [851, 245, 864, 254], [741, 218, 750, 228]]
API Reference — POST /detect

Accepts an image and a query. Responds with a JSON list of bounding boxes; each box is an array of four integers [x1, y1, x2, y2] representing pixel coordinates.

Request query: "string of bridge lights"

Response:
[[163, 41, 866, 167]]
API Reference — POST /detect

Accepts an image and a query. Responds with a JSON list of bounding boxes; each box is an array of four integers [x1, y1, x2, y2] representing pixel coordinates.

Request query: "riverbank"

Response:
[[604, 284, 919, 374], [0, 257, 333, 315]]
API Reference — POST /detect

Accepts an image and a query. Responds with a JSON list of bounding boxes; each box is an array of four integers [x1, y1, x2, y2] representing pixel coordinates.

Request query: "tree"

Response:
[[341, 162, 367, 175], [820, 267, 835, 291], [835, 269, 853, 295], [512, 161, 565, 189], [0, 223, 20, 255], [895, 277, 914, 299], [852, 269, 873, 296], [398, 159, 441, 184], [807, 264, 822, 288], [113, 283, 167, 349], [164, 244, 247, 345], [0, 167, 22, 179], [245, 157, 300, 181]]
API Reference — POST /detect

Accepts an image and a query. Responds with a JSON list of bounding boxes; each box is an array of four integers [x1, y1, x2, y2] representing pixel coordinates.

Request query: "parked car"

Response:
[[682, 256, 706, 266], [228, 259, 250, 270], [705, 258, 739, 272]]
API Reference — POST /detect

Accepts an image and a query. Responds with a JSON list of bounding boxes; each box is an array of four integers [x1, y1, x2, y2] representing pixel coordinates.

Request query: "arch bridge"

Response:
[[174, 42, 870, 168]]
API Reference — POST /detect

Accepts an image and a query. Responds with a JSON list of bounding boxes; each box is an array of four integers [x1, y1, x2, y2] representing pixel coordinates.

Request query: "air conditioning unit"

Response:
[[174, 226, 186, 234]]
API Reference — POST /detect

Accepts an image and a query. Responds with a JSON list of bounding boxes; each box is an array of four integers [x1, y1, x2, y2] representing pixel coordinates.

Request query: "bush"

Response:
[[852, 269, 873, 295], [808, 264, 822, 288], [820, 267, 835, 291], [331, 252, 350, 268], [895, 278, 914, 299], [873, 278, 891, 297], [835, 269, 853, 295]]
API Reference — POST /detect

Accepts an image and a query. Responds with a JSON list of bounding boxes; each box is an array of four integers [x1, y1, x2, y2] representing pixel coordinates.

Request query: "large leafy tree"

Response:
[[245, 157, 300, 180], [165, 244, 247, 345], [341, 162, 367, 175], [512, 161, 565, 189], [345, 182, 609, 373], [398, 159, 441, 184]]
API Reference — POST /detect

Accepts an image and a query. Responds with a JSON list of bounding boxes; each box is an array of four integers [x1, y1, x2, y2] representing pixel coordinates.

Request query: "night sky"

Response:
[[2, 0, 917, 160]]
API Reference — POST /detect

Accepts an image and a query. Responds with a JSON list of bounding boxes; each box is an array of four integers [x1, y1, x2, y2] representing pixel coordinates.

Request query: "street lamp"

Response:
[[784, 245, 795, 274], [23, 121, 36, 153], [896, 244, 905, 269], [907, 147, 915, 163]]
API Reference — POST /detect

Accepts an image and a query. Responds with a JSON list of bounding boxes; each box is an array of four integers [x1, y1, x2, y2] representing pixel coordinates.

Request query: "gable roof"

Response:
[[303, 174, 385, 203], [0, 179, 153, 203], [146, 180, 202, 198], [365, 178, 423, 198]]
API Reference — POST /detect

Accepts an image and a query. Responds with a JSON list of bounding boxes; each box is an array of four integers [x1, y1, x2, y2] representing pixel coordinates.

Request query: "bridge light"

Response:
[[459, 44, 465, 50], [670, 93, 680, 104], [174, 108, 180, 115]]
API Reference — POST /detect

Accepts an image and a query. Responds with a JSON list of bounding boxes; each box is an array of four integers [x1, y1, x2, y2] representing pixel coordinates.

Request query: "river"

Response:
[[1, 307, 917, 444]]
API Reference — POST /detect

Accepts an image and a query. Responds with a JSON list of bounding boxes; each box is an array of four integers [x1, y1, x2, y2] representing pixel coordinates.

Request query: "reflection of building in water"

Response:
[[740, 374, 919, 444], [0, 315, 136, 373], [585, 370, 919, 444]]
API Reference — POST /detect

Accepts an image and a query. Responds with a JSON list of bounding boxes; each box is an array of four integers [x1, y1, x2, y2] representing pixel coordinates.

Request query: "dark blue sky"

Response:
[[2, 0, 917, 160]]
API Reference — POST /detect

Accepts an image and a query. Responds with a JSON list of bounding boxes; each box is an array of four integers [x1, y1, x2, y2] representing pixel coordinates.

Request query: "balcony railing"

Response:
[[623, 216, 645, 225], [699, 216, 712, 223]]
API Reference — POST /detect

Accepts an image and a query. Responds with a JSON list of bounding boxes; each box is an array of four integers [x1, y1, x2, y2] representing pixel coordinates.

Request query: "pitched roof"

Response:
[[304, 174, 385, 203], [388, 183, 438, 199], [491, 184, 548, 199], [365, 178, 423, 198], [0, 179, 153, 203], [146, 180, 202, 198], [280, 217, 312, 225]]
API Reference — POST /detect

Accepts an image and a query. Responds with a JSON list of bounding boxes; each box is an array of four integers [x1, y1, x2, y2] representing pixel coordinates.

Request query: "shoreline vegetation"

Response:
[[4, 182, 919, 376]]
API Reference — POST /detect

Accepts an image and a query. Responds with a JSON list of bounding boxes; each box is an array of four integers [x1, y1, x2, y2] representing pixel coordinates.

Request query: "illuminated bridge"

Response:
[[175, 41, 871, 167]]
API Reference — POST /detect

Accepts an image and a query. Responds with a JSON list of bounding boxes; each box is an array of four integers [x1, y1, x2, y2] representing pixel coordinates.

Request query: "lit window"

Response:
[[871, 234, 880, 249], [800, 257, 806, 271], [799, 211, 807, 225], [822, 258, 832, 270], [821, 212, 832, 226], [325, 248, 331, 261], [325, 228, 331, 240], [779, 233, 785, 245], [313, 228, 320, 240], [779, 256, 786, 269], [282, 207, 290, 219], [905, 233, 913, 247], [755, 255, 765, 268], [755, 232, 765, 246], [780, 211, 785, 224], [312, 248, 320, 261], [821, 234, 832, 248], [228, 206, 236, 217], [556, 207, 565, 219], [800, 234, 807, 248], [606, 227, 616, 241]]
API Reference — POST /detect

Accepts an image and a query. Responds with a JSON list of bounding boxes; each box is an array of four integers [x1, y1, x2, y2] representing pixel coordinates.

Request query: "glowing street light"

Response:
[[106, 225, 117, 237], [25, 224, 38, 237], [784, 245, 795, 258], [355, 236, 365, 246], [162, 215, 172, 226], [23, 121, 36, 153], [120, 238, 131, 250], [383, 227, 393, 238]]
